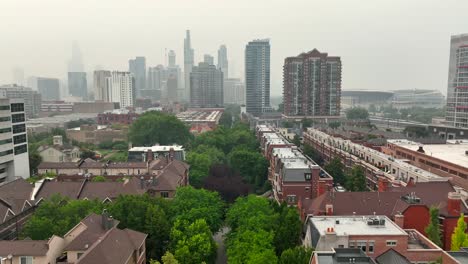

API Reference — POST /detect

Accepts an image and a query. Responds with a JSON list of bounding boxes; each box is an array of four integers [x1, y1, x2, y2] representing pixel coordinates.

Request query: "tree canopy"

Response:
[[324, 157, 346, 186], [346, 107, 369, 120], [346, 166, 367, 192], [451, 213, 468, 251], [425, 207, 442, 247], [128, 111, 192, 146], [279, 246, 313, 264]]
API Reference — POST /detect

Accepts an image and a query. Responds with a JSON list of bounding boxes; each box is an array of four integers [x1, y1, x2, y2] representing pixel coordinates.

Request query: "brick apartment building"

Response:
[[0, 212, 147, 264], [306, 215, 460, 263], [97, 110, 139, 125], [299, 180, 468, 250]]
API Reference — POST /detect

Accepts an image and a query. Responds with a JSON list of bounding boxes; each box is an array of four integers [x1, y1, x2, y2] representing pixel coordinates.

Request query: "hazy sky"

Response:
[[1, 0, 467, 96]]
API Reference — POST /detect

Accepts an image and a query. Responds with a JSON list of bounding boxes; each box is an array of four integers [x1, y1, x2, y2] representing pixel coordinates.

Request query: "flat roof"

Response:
[[129, 145, 184, 152], [176, 109, 223, 123], [310, 215, 406, 236], [388, 139, 468, 168]]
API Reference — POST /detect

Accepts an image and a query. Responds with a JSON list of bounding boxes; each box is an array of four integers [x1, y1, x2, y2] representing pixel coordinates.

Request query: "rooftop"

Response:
[[310, 215, 406, 237], [315, 248, 376, 264], [129, 145, 184, 152], [388, 139, 468, 168], [176, 109, 223, 123]]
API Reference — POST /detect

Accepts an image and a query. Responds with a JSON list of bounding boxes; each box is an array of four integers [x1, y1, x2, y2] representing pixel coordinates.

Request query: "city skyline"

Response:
[[1, 1, 467, 96]]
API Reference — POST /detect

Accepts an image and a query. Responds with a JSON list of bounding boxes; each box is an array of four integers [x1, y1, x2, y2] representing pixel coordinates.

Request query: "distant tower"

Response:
[[68, 72, 88, 100], [245, 39, 271, 116], [204, 54, 214, 65], [184, 30, 195, 101], [107, 71, 135, 108], [68, 41, 84, 72], [190, 63, 223, 108], [217, 45, 229, 79], [168, 50, 176, 68], [94, 70, 111, 101], [12, 67, 25, 86], [128, 57, 146, 98]]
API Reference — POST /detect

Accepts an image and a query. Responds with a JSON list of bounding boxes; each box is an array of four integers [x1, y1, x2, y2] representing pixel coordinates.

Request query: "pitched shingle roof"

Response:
[[0, 240, 49, 256], [375, 249, 411, 264]]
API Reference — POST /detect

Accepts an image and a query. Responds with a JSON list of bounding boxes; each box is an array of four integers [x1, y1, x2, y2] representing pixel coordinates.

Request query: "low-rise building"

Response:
[[305, 215, 459, 264], [176, 108, 223, 134], [0, 212, 147, 264], [66, 125, 127, 144], [37, 135, 81, 162], [128, 145, 185, 162], [97, 109, 139, 125]]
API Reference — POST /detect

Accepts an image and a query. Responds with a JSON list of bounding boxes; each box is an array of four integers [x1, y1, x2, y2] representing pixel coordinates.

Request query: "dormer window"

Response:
[[305, 173, 312, 181]]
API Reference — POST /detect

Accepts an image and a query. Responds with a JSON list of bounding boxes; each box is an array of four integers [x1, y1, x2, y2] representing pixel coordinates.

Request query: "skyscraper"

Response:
[[245, 39, 271, 115], [68, 72, 88, 99], [146, 65, 166, 100], [168, 50, 176, 68], [107, 71, 135, 108], [184, 30, 194, 101], [446, 34, 468, 128], [217, 45, 229, 79], [283, 49, 342, 117], [37, 77, 60, 101], [204, 54, 214, 65], [224, 78, 245, 105], [190, 62, 223, 108], [68, 41, 84, 72], [93, 70, 111, 101], [167, 74, 178, 102], [128, 57, 146, 98]]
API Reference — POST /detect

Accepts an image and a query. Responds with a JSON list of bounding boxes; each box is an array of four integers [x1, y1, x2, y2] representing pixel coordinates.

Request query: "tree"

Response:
[[128, 111, 192, 146], [346, 166, 367, 192], [272, 203, 302, 254], [324, 158, 346, 186], [29, 151, 42, 175], [91, 175, 106, 182], [203, 165, 252, 203], [151, 252, 179, 264], [171, 219, 217, 264], [80, 149, 96, 160], [228, 149, 268, 189], [301, 118, 313, 128], [451, 213, 468, 251], [425, 207, 442, 247], [186, 152, 216, 187], [227, 229, 278, 264], [226, 195, 276, 231], [328, 121, 341, 129], [346, 107, 369, 120], [219, 111, 233, 128], [292, 135, 301, 147], [279, 246, 313, 264], [303, 145, 324, 166], [171, 187, 225, 233]]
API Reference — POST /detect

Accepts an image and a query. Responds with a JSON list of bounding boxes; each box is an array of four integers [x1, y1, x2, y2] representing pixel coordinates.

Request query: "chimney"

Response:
[[53, 135, 63, 146], [378, 177, 390, 192], [417, 145, 425, 153], [146, 149, 153, 162], [140, 176, 145, 189], [394, 213, 404, 228], [101, 209, 113, 230], [447, 192, 462, 216], [325, 203, 333, 215], [169, 147, 175, 161]]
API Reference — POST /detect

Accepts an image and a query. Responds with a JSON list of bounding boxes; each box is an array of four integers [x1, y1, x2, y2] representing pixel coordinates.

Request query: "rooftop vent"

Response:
[[417, 146, 425, 153]]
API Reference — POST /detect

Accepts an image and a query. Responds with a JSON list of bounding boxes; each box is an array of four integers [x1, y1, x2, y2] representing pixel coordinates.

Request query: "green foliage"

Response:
[[66, 118, 95, 129], [29, 151, 42, 175], [186, 152, 213, 187], [279, 246, 313, 264], [451, 214, 468, 251], [425, 207, 442, 247], [104, 151, 128, 162], [227, 195, 276, 231], [171, 219, 217, 264], [292, 135, 301, 147], [150, 252, 179, 264], [227, 229, 278, 264], [107, 195, 171, 260], [91, 175, 106, 182], [303, 144, 324, 166], [80, 149, 96, 160], [228, 149, 268, 188], [219, 111, 233, 128], [346, 107, 369, 120], [281, 121, 294, 128], [324, 158, 346, 186], [301, 118, 313, 128], [328, 121, 341, 129], [271, 203, 302, 255], [21, 195, 104, 240], [171, 187, 225, 233], [346, 166, 367, 192], [128, 111, 192, 146]]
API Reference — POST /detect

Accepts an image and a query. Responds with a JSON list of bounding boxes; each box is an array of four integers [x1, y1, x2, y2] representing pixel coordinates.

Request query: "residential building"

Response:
[[446, 34, 468, 127], [0, 84, 41, 118], [66, 125, 127, 144], [37, 135, 81, 163], [167, 74, 178, 102], [37, 77, 60, 101], [224, 78, 245, 105], [147, 65, 165, 92], [190, 62, 223, 108], [97, 109, 139, 125], [184, 30, 195, 101], [217, 44, 229, 79], [68, 72, 87, 100], [283, 49, 341, 117], [93, 70, 111, 101], [128, 57, 146, 98], [245, 39, 271, 115], [311, 248, 377, 264], [305, 215, 459, 264], [204, 54, 214, 65], [0, 98, 29, 183], [0, 213, 147, 264], [128, 145, 185, 162], [108, 71, 135, 108]]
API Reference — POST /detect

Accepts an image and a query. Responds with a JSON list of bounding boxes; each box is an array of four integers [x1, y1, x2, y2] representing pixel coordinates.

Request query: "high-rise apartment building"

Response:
[[107, 71, 135, 108], [184, 30, 195, 101], [37, 77, 60, 101], [168, 50, 176, 68], [217, 45, 229, 79], [93, 70, 111, 101], [190, 62, 223, 108], [167, 74, 178, 102], [146, 65, 166, 100], [224, 78, 245, 105], [446, 34, 468, 127], [0, 84, 41, 118], [283, 49, 341, 117], [245, 39, 271, 116], [128, 56, 146, 98], [68, 72, 88, 99], [204, 54, 214, 65], [0, 98, 30, 183], [68, 41, 84, 72]]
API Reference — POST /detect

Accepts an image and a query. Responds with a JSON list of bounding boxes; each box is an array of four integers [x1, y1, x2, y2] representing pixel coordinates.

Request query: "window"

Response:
[[0, 105, 10, 110], [0, 138, 12, 145], [10, 103, 24, 112], [305, 173, 311, 181], [0, 127, 11, 134], [20, 256, 33, 264], [357, 241, 367, 252], [13, 124, 26, 134], [368, 241, 375, 253], [386, 240, 397, 246], [161, 191, 169, 198], [14, 134, 27, 144], [11, 113, 25, 123], [0, 117, 10, 122], [286, 195, 296, 203], [14, 144, 27, 155], [349, 240, 356, 248], [0, 149, 13, 157]]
